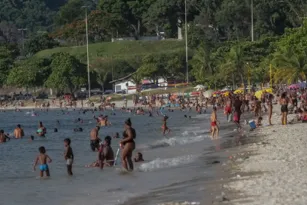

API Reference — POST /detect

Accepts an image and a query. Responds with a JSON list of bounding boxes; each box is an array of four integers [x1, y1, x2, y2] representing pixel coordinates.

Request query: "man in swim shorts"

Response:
[[90, 126, 101, 151]]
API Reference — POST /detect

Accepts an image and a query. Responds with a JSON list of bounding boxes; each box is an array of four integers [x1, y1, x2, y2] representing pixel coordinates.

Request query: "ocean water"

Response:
[[0, 108, 235, 205]]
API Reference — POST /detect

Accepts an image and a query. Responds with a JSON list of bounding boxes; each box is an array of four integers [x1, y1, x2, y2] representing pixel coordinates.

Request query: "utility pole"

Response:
[[82, 6, 91, 98], [251, 0, 254, 42], [18, 28, 27, 50], [185, 0, 189, 83]]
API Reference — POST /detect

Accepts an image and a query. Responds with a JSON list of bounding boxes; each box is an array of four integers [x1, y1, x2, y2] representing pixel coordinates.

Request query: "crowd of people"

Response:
[[1, 87, 307, 178]]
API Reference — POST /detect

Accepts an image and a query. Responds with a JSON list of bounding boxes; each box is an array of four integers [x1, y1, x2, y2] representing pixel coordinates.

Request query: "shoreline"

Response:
[[223, 106, 307, 204]]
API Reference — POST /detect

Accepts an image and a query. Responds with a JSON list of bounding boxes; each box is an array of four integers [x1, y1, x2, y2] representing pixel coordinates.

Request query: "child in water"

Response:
[[161, 116, 171, 135], [134, 152, 144, 162], [33, 146, 52, 178], [64, 138, 74, 176]]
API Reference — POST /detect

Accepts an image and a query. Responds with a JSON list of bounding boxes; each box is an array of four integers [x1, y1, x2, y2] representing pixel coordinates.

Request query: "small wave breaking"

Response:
[[148, 134, 209, 149], [138, 155, 197, 172]]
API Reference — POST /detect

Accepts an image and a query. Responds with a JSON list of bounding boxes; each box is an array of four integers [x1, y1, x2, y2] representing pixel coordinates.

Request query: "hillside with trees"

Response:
[[0, 0, 307, 93]]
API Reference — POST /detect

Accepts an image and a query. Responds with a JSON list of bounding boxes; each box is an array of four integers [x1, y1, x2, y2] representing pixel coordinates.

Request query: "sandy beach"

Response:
[[225, 107, 307, 205]]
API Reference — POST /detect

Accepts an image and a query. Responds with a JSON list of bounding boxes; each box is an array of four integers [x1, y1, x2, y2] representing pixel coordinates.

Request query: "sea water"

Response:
[[0, 108, 233, 205]]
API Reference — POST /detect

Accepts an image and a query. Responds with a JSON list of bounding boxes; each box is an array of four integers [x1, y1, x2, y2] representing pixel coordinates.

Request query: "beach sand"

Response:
[[224, 107, 307, 205]]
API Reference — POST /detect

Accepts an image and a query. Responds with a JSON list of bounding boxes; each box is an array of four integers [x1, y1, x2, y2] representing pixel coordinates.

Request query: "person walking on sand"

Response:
[[210, 107, 219, 139], [280, 92, 289, 125], [120, 118, 136, 171], [267, 94, 273, 125], [14, 124, 24, 139]]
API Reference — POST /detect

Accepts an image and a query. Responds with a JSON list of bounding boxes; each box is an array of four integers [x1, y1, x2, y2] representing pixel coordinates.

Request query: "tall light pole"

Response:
[[185, 0, 189, 83], [251, 0, 254, 42], [18, 28, 27, 50], [82, 6, 91, 98]]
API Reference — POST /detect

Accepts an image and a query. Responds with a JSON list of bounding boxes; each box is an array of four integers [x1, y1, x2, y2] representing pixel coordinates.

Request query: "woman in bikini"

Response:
[[162, 116, 170, 135], [280, 92, 289, 125], [210, 107, 219, 139], [120, 118, 136, 171]]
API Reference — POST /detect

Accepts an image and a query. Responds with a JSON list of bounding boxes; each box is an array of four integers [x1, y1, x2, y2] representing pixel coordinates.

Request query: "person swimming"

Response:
[[134, 152, 144, 162]]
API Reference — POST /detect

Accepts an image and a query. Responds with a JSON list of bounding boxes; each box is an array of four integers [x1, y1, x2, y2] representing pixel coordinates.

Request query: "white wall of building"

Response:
[[114, 80, 136, 94]]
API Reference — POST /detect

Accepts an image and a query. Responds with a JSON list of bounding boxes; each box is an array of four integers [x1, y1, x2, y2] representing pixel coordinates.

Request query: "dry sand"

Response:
[[225, 107, 307, 205]]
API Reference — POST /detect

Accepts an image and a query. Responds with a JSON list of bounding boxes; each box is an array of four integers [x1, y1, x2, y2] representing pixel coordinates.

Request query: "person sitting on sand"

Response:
[[14, 124, 24, 139], [256, 117, 263, 127], [134, 152, 144, 162]]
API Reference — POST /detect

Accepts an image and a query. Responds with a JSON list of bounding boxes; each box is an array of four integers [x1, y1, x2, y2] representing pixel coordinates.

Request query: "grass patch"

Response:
[[36, 40, 185, 61]]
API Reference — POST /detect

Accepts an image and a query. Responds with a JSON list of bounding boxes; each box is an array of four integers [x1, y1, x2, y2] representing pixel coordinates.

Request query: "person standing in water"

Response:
[[120, 118, 136, 171], [161, 116, 170, 135], [0, 130, 10, 143], [280, 92, 289, 125], [210, 107, 219, 139], [98, 136, 114, 169], [33, 146, 52, 178], [14, 124, 24, 139], [64, 138, 74, 176], [90, 126, 101, 151], [37, 122, 47, 137]]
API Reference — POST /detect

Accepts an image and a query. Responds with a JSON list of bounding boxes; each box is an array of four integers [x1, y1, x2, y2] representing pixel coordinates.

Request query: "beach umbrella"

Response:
[[234, 89, 243, 94], [204, 90, 213, 98]]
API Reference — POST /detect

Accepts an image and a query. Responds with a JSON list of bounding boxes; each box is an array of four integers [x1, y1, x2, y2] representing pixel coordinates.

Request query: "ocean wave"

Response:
[[148, 135, 209, 149], [138, 155, 197, 172]]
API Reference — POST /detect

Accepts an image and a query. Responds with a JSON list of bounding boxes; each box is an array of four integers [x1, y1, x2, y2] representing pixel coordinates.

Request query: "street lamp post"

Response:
[[18, 28, 27, 50], [185, 0, 189, 83], [82, 6, 91, 98], [251, 0, 254, 42]]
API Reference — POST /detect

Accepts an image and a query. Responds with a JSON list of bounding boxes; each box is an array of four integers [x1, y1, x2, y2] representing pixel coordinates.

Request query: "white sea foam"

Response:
[[149, 135, 209, 149], [138, 155, 198, 172]]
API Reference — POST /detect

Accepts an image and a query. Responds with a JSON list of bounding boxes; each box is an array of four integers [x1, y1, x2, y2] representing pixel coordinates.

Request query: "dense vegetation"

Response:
[[0, 0, 307, 93]]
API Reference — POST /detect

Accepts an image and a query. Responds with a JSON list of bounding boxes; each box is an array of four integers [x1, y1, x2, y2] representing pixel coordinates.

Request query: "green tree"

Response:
[[55, 0, 84, 26], [272, 47, 307, 84], [45, 52, 87, 93], [220, 45, 246, 88], [24, 33, 59, 56], [6, 57, 51, 88], [191, 43, 214, 84], [0, 44, 19, 87]]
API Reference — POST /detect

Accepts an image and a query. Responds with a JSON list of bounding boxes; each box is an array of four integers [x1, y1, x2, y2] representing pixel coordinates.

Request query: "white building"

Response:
[[110, 74, 167, 94]]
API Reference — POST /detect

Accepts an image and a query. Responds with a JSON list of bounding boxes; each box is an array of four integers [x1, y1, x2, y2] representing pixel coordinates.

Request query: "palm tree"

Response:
[[130, 72, 143, 93], [272, 47, 307, 84], [220, 45, 246, 89], [191, 43, 214, 84]]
